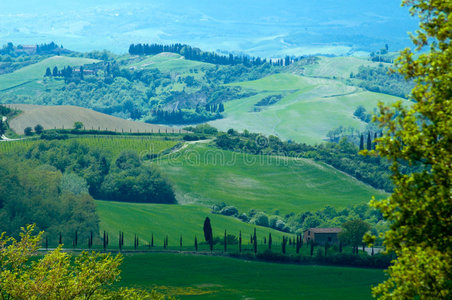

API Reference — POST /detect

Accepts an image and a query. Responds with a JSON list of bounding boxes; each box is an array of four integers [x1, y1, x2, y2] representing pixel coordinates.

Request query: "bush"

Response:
[[34, 124, 44, 134], [24, 127, 33, 136], [250, 212, 269, 227], [219, 206, 239, 216]]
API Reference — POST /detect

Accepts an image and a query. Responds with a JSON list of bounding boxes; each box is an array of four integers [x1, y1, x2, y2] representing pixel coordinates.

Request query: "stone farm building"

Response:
[[303, 228, 342, 245]]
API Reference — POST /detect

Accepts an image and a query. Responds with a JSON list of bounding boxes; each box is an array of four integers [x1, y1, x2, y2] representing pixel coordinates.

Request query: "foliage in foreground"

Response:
[[0, 225, 173, 299], [0, 155, 99, 239], [366, 0, 452, 298]]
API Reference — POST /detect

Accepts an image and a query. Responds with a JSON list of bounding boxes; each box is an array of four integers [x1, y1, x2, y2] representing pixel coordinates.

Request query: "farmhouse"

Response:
[[303, 228, 342, 245]]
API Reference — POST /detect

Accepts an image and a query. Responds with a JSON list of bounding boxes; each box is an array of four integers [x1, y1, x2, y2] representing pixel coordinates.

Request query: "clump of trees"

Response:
[[0, 156, 98, 239], [212, 202, 386, 243], [23, 141, 176, 204], [348, 65, 414, 98]]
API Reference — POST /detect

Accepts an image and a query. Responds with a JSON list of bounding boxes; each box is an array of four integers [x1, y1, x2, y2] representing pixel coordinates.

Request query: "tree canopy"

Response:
[[0, 225, 172, 299], [366, 0, 452, 298]]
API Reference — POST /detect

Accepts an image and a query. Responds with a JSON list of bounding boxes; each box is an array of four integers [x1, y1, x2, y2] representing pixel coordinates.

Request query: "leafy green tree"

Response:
[[24, 126, 33, 136], [45, 67, 51, 77], [339, 219, 370, 253], [73, 121, 83, 130], [0, 225, 171, 299], [365, 0, 452, 298], [34, 124, 44, 134]]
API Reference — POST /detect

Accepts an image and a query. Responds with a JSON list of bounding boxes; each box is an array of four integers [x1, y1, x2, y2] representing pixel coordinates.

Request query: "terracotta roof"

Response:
[[305, 228, 342, 234]]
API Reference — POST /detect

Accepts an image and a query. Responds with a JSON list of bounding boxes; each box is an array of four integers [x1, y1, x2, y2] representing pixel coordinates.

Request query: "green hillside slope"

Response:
[[96, 200, 288, 246], [0, 56, 99, 91], [118, 253, 384, 299], [157, 144, 387, 214], [209, 73, 405, 144], [126, 52, 214, 73]]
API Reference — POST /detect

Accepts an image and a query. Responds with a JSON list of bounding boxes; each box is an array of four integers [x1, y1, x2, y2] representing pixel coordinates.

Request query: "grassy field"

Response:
[[0, 135, 179, 160], [0, 56, 99, 91], [117, 253, 385, 299], [4, 104, 183, 134], [96, 200, 290, 247], [156, 144, 387, 214], [126, 53, 214, 73], [292, 56, 391, 79], [210, 73, 405, 144]]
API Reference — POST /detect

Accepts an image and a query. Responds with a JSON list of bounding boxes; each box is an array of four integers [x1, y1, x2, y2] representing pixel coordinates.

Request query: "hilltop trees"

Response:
[[367, 0, 452, 298]]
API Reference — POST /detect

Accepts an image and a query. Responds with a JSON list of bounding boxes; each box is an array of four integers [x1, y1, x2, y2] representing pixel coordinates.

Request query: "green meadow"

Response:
[[0, 56, 98, 91], [157, 144, 387, 214], [117, 253, 385, 299], [126, 53, 214, 73], [0, 136, 178, 159], [96, 200, 289, 246], [210, 73, 405, 144]]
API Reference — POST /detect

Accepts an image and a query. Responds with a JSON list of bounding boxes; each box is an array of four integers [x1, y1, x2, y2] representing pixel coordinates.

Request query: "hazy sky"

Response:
[[0, 0, 417, 56]]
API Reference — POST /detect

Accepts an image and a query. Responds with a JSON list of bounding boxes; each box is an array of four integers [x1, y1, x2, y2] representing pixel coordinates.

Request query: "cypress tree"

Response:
[[296, 235, 300, 254], [268, 233, 272, 250], [119, 232, 122, 250], [359, 134, 364, 151], [180, 235, 183, 251], [45, 236, 48, 250], [373, 132, 378, 150], [195, 236, 198, 252], [282, 236, 287, 254], [75, 230, 78, 248], [203, 217, 213, 245], [151, 234, 154, 247], [253, 228, 257, 254], [367, 132, 372, 150], [239, 231, 242, 253], [103, 231, 106, 250], [45, 67, 51, 77], [371, 246, 374, 256], [224, 230, 227, 252], [59, 233, 62, 245]]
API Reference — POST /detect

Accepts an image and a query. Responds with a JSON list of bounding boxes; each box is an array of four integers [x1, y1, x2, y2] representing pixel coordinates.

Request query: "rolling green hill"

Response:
[[0, 56, 99, 91], [290, 56, 391, 79], [209, 73, 406, 144], [96, 200, 289, 246], [156, 144, 387, 214], [118, 253, 384, 299], [126, 52, 214, 73]]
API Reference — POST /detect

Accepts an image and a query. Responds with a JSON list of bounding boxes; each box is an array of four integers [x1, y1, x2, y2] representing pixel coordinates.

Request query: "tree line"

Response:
[[128, 43, 299, 67]]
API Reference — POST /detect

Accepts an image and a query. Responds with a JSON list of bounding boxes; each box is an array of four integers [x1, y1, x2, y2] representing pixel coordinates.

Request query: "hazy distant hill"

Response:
[[0, 0, 417, 56]]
